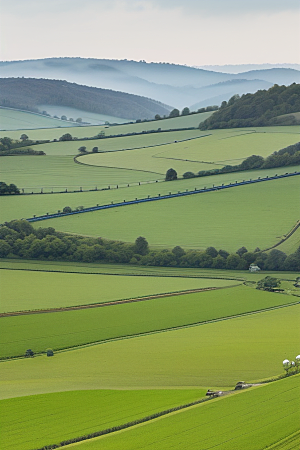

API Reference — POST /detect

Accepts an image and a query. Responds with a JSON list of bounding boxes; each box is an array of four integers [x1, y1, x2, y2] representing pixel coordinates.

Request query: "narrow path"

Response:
[[262, 219, 300, 252]]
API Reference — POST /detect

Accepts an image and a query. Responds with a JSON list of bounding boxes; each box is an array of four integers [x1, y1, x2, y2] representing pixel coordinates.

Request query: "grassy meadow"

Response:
[[1, 303, 299, 398], [79, 129, 300, 175], [0, 111, 212, 140], [4, 284, 297, 358], [0, 163, 298, 223], [0, 107, 76, 131], [64, 375, 300, 450], [0, 268, 236, 312], [0, 389, 206, 450], [36, 176, 299, 252], [1, 112, 299, 450]]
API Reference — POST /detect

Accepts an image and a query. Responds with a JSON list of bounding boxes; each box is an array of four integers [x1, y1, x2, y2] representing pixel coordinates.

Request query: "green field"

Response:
[[0, 111, 212, 140], [79, 130, 300, 175], [1, 303, 298, 398], [1, 163, 298, 223], [1, 259, 297, 281], [4, 284, 296, 358], [37, 176, 299, 252], [24, 129, 206, 156], [0, 389, 205, 450], [65, 376, 300, 450], [0, 268, 236, 313], [0, 107, 77, 130], [273, 226, 300, 255]]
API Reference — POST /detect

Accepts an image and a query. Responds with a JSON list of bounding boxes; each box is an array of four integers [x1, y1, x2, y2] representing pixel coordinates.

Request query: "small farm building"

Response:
[[249, 264, 261, 272]]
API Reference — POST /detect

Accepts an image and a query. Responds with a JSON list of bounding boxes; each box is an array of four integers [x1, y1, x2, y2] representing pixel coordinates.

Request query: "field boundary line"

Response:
[[24, 170, 300, 223], [0, 284, 241, 317]]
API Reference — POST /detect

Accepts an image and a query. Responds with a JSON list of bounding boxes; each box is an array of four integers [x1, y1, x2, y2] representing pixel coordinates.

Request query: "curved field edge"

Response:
[[0, 285, 296, 358], [0, 389, 206, 450], [35, 176, 300, 252], [1, 304, 299, 398], [0, 268, 236, 313], [58, 375, 300, 450]]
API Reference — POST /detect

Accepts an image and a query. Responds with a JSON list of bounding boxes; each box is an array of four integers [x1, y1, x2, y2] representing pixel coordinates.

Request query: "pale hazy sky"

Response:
[[0, 0, 299, 65]]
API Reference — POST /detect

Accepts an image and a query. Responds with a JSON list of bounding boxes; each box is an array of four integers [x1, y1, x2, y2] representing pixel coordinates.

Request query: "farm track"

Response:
[[0, 284, 240, 317]]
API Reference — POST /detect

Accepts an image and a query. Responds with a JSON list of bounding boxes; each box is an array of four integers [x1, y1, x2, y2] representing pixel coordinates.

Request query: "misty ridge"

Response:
[[1, 58, 300, 111]]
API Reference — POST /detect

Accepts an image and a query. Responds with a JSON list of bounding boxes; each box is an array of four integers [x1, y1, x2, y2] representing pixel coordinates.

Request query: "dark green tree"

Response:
[[169, 109, 180, 118], [78, 146, 87, 153], [92, 147, 99, 153], [134, 236, 149, 255], [59, 133, 73, 141], [165, 168, 177, 181], [20, 134, 29, 141], [63, 206, 72, 213], [257, 276, 281, 291], [181, 107, 190, 116]]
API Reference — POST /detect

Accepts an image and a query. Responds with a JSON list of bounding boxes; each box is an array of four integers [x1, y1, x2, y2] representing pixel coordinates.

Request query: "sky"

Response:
[[0, 0, 299, 65]]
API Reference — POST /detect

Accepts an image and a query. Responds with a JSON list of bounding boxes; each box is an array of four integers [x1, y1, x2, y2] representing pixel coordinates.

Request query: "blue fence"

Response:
[[26, 171, 300, 223]]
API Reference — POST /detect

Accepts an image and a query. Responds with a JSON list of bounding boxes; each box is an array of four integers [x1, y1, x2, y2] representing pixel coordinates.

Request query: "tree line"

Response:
[[0, 220, 299, 271], [183, 142, 300, 179], [199, 83, 300, 129]]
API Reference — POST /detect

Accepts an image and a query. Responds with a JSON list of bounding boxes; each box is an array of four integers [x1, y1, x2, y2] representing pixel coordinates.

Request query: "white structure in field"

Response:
[[249, 264, 261, 272]]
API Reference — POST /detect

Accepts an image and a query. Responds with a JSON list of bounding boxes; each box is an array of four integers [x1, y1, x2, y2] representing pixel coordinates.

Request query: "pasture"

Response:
[[1, 303, 299, 398], [27, 128, 206, 156], [78, 129, 300, 175], [1, 163, 298, 223], [0, 268, 235, 313], [36, 176, 299, 252], [3, 284, 296, 358], [0, 107, 75, 130], [37, 104, 127, 125], [0, 111, 212, 140], [66, 375, 300, 450], [1, 259, 297, 281], [0, 389, 205, 450]]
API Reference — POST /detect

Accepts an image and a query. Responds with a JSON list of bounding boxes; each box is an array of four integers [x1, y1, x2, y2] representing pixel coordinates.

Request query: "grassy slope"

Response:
[[0, 111, 212, 139], [3, 284, 294, 358], [0, 107, 77, 130], [0, 389, 205, 450], [273, 226, 300, 254], [67, 375, 300, 450], [79, 130, 300, 175], [1, 164, 298, 222], [0, 269, 236, 312], [1, 303, 299, 397], [24, 129, 205, 156], [37, 176, 299, 252]]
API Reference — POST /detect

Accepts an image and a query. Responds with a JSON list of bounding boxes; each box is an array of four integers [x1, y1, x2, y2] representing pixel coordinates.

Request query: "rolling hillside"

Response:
[[0, 78, 171, 121], [1, 58, 300, 108]]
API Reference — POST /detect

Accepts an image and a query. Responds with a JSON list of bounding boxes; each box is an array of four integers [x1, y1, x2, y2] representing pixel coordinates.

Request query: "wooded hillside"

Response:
[[0, 78, 171, 120], [199, 83, 300, 129]]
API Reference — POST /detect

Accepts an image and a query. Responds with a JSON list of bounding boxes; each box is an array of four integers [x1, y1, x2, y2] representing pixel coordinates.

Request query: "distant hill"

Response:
[[1, 58, 300, 109], [0, 78, 171, 121], [199, 83, 300, 129]]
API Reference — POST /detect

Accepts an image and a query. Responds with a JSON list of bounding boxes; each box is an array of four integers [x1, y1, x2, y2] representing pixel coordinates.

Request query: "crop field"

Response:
[[0, 111, 212, 140], [27, 129, 206, 156], [66, 375, 300, 450], [3, 284, 296, 358], [0, 389, 206, 450], [1, 164, 298, 224], [0, 107, 76, 130], [1, 303, 299, 398], [0, 155, 156, 194], [78, 129, 300, 175], [37, 176, 299, 252], [0, 268, 236, 313], [1, 259, 297, 282]]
